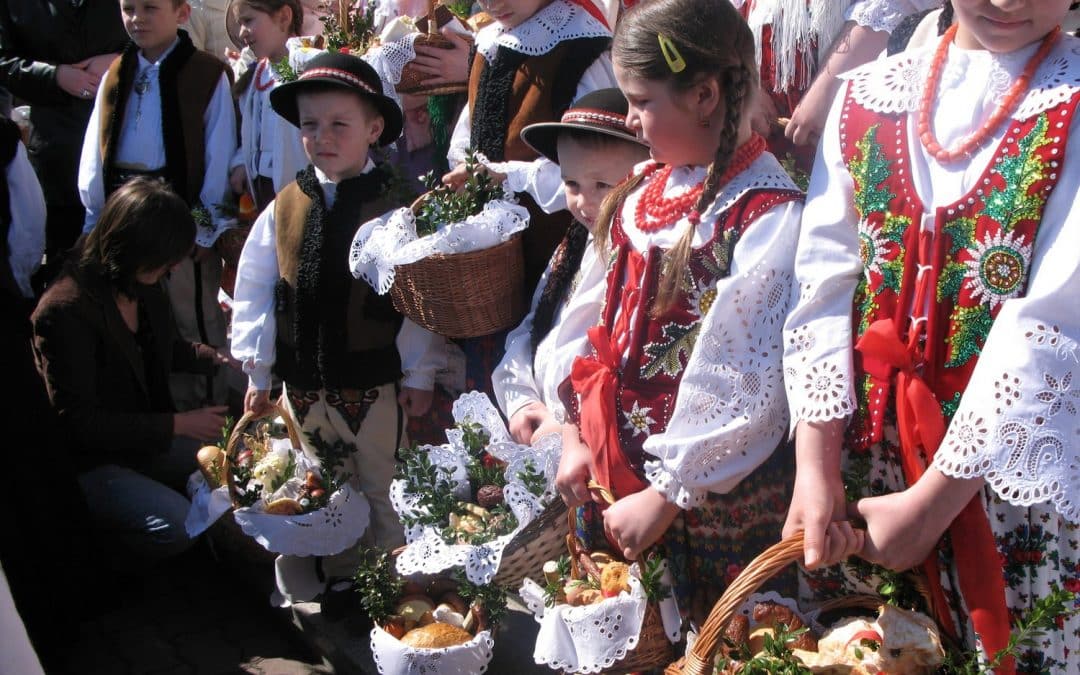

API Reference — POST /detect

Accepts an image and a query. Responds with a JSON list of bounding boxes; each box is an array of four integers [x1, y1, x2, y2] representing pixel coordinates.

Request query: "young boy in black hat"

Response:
[[490, 88, 650, 446], [230, 52, 444, 550]]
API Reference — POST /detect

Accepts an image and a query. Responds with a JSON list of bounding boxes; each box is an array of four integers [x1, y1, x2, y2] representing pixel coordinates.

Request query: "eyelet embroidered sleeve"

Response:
[[782, 83, 861, 430], [932, 157, 1080, 523], [230, 204, 279, 392], [642, 199, 803, 508]]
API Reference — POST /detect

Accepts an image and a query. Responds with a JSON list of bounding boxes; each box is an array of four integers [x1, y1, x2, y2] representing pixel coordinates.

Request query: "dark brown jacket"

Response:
[[31, 272, 216, 471]]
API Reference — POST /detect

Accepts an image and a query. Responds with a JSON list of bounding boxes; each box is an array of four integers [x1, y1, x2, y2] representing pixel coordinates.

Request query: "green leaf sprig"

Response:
[[415, 149, 502, 237], [351, 548, 405, 624], [321, 3, 378, 52]]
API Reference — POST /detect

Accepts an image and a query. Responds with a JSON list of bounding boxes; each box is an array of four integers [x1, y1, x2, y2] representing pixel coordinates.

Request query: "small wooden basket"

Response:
[[397, 3, 473, 96], [389, 194, 526, 338], [224, 400, 303, 509], [664, 533, 933, 675]]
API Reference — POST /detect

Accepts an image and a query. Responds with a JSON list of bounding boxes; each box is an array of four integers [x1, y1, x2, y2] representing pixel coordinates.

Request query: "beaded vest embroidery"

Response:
[[839, 89, 1080, 450]]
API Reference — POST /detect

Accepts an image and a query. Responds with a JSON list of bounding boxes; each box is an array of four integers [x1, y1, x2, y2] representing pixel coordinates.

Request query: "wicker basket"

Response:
[[664, 533, 934, 675], [492, 498, 569, 588], [389, 194, 526, 338], [224, 400, 302, 509], [562, 482, 674, 674], [397, 4, 473, 96]]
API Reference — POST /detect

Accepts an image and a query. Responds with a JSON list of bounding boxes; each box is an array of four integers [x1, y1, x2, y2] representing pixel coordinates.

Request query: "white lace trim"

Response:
[[783, 346, 856, 425], [845, 0, 918, 35], [390, 392, 562, 584], [474, 0, 610, 63], [349, 180, 529, 295], [370, 626, 495, 674], [362, 34, 420, 115], [843, 36, 1080, 121], [518, 561, 680, 673], [932, 322, 1080, 523]]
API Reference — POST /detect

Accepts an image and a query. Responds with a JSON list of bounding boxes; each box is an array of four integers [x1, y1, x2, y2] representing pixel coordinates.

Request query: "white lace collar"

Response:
[[843, 33, 1080, 121], [475, 0, 610, 63]]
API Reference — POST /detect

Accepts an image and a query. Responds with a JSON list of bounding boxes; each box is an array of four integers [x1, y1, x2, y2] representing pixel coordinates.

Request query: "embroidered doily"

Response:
[[474, 0, 609, 63], [518, 562, 681, 674], [390, 392, 562, 584], [231, 449, 372, 556], [349, 183, 529, 295], [184, 472, 233, 537], [370, 626, 495, 674], [843, 36, 1080, 121]]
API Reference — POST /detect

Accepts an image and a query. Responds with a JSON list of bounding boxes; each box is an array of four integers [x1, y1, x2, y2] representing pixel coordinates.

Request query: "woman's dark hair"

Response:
[[938, 1, 954, 35], [596, 0, 757, 316], [78, 178, 195, 298]]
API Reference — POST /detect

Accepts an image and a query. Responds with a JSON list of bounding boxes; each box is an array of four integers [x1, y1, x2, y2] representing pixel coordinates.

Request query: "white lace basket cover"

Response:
[[184, 472, 233, 537], [348, 187, 530, 295], [391, 391, 562, 584], [229, 439, 371, 556], [519, 561, 682, 673], [370, 625, 496, 675]]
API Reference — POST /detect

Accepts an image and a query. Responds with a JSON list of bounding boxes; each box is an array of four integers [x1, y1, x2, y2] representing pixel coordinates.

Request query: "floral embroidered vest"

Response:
[[587, 189, 801, 477], [840, 90, 1080, 450]]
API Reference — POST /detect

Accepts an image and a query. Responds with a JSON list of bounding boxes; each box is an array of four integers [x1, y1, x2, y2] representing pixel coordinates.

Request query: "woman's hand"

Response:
[[783, 419, 861, 569], [84, 52, 120, 77], [410, 28, 472, 86], [603, 487, 680, 560], [57, 60, 102, 100], [556, 423, 592, 507], [244, 388, 274, 417], [174, 405, 229, 442], [398, 386, 434, 417], [852, 469, 984, 571], [508, 401, 554, 444]]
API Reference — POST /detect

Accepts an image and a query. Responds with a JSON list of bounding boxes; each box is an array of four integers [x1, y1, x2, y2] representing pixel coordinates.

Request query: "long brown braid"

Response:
[[597, 0, 758, 316]]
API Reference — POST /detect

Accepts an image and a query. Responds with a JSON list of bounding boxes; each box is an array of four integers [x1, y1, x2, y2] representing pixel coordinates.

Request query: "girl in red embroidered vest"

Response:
[[556, 0, 804, 621], [783, 0, 1080, 670]]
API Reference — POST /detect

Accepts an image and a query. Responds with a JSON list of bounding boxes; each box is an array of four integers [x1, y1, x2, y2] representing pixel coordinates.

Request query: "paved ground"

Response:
[[45, 538, 330, 675]]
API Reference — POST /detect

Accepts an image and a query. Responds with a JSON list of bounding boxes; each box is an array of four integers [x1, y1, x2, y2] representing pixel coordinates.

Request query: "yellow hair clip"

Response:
[[657, 34, 686, 73]]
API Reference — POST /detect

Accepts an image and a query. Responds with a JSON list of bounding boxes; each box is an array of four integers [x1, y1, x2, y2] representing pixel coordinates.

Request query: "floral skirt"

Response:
[[576, 440, 795, 626], [802, 424, 1080, 673]]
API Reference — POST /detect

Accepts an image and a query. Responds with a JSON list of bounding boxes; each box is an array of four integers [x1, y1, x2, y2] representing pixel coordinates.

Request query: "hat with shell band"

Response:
[[520, 88, 645, 163], [269, 51, 403, 146]]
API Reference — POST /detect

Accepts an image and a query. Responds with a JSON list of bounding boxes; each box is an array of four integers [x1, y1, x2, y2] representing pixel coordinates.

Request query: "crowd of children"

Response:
[[4, 0, 1080, 670]]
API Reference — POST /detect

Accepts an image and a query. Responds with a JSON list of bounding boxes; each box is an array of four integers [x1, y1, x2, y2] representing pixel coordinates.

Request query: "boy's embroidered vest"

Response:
[[98, 31, 225, 206], [272, 168, 403, 391], [839, 89, 1080, 452], [467, 37, 611, 294], [568, 188, 801, 498]]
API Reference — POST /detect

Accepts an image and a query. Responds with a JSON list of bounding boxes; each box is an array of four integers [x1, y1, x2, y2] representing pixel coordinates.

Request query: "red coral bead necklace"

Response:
[[918, 23, 1060, 164]]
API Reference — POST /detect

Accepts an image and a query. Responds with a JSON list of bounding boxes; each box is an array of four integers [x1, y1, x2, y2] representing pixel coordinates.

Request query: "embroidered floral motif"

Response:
[[1026, 323, 1080, 363], [623, 400, 656, 438], [848, 124, 894, 219], [983, 115, 1052, 231], [640, 321, 701, 379], [688, 280, 718, 318], [963, 229, 1034, 310], [946, 304, 994, 368], [1035, 371, 1079, 418], [857, 217, 888, 279]]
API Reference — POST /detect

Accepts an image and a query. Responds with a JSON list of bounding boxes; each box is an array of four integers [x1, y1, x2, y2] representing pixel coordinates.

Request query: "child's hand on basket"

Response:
[[851, 469, 984, 572], [603, 488, 679, 560], [441, 162, 507, 193], [509, 401, 555, 444], [244, 388, 274, 417], [398, 386, 434, 417], [174, 405, 229, 442], [556, 423, 593, 507], [783, 419, 862, 569]]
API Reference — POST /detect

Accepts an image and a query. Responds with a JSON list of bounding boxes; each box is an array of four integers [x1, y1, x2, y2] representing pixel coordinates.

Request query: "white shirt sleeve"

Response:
[[781, 81, 861, 429], [641, 199, 804, 507], [493, 262, 550, 419], [845, 0, 943, 34], [78, 85, 108, 233], [486, 158, 567, 214], [448, 104, 471, 168], [6, 143, 46, 299], [230, 203, 279, 391], [271, 114, 307, 195], [397, 319, 448, 391], [198, 73, 238, 247]]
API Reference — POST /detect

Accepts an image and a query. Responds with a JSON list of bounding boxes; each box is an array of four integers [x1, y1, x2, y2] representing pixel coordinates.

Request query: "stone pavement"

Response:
[[44, 531, 552, 675]]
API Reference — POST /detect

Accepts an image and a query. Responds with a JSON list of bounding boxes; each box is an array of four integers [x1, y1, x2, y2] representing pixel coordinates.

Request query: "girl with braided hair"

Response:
[[554, 0, 804, 620]]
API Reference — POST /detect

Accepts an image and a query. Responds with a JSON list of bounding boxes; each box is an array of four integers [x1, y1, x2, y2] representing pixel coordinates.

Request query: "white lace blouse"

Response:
[[785, 36, 1080, 520], [580, 153, 804, 508]]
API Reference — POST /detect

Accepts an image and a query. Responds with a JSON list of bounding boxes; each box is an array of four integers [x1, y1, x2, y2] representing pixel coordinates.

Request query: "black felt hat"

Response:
[[520, 88, 645, 163], [269, 51, 403, 147]]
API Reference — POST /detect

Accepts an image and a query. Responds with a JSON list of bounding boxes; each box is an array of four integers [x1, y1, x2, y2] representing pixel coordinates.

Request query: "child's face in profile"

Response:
[[120, 0, 190, 61], [952, 0, 1072, 53], [234, 2, 293, 61], [557, 135, 647, 231], [297, 90, 385, 182], [477, 0, 552, 30]]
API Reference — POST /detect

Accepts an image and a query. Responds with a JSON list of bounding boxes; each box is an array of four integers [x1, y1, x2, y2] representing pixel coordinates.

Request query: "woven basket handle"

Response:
[[224, 399, 303, 508], [563, 480, 651, 576], [677, 532, 807, 675]]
